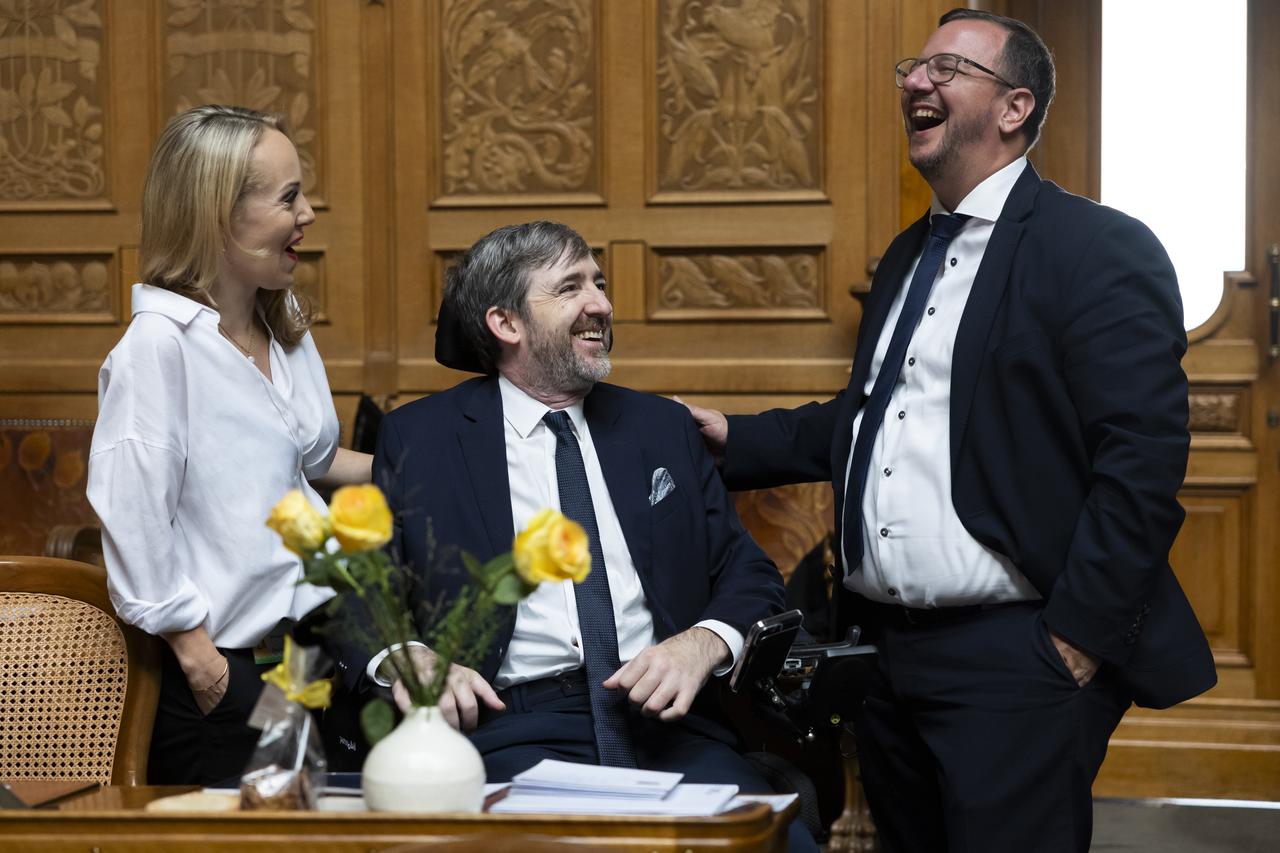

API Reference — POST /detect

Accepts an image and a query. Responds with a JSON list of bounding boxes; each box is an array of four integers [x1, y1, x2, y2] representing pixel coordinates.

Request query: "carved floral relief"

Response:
[[0, 255, 112, 320], [1188, 392, 1240, 433], [0, 0, 105, 202], [164, 0, 320, 197], [656, 249, 821, 316], [656, 0, 820, 196], [439, 0, 598, 198]]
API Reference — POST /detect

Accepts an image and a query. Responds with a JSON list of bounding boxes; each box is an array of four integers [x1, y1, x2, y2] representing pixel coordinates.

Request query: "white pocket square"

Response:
[[649, 467, 675, 506]]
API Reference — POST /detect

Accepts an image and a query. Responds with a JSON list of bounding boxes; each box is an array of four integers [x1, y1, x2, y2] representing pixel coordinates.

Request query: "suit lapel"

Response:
[[584, 385, 652, 584], [949, 163, 1041, 469], [848, 214, 931, 400], [457, 377, 515, 557]]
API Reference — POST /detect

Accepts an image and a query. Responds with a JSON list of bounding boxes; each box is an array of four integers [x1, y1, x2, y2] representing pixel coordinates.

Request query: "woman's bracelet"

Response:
[[191, 657, 230, 693]]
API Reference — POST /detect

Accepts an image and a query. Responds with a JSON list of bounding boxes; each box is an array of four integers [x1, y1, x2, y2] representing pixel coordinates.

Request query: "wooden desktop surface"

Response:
[[0, 785, 795, 852]]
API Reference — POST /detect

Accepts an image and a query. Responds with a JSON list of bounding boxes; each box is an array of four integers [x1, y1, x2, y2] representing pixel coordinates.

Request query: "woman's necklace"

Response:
[[218, 320, 256, 364]]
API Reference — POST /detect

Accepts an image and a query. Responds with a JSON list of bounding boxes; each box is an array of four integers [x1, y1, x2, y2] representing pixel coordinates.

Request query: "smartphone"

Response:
[[728, 609, 804, 693]]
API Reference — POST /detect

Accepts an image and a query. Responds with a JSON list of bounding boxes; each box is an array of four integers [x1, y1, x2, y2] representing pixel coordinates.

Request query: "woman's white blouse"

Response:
[[88, 284, 337, 648]]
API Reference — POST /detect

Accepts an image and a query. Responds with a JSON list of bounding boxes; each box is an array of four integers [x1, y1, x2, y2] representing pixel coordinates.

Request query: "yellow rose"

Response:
[[513, 509, 591, 585], [329, 484, 393, 553], [266, 490, 331, 555]]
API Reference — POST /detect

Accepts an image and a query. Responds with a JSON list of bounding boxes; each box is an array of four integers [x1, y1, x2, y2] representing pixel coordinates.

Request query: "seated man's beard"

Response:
[[527, 326, 612, 394]]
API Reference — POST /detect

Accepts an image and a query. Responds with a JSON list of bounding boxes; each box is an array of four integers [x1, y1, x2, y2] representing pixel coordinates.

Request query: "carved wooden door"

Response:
[[997, 0, 1280, 799], [383, 0, 898, 419]]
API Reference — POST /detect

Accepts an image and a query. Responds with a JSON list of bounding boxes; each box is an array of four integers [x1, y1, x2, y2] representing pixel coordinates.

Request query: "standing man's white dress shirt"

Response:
[[842, 157, 1041, 608]]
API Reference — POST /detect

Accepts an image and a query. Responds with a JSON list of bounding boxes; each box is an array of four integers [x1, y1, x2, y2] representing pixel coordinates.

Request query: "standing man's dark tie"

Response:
[[843, 213, 970, 574], [543, 410, 638, 767]]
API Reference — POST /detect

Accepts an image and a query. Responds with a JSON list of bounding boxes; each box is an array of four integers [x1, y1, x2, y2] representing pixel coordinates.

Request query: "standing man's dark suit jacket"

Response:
[[722, 163, 1215, 710], [371, 375, 784, 716]]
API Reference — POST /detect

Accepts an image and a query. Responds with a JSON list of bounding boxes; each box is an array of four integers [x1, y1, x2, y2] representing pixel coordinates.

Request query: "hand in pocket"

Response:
[[190, 655, 231, 716]]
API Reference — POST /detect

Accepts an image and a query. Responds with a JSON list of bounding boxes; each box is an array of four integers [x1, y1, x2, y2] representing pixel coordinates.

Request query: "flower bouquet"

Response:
[[266, 484, 591, 811]]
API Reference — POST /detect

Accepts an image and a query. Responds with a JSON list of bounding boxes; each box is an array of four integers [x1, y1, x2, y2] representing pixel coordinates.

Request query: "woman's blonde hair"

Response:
[[139, 104, 314, 347]]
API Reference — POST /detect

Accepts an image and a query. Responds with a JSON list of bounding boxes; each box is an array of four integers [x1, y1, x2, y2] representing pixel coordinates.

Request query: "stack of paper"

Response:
[[488, 759, 738, 816]]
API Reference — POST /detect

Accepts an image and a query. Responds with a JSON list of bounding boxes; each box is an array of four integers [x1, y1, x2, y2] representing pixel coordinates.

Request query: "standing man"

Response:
[[685, 9, 1215, 852], [361, 220, 815, 851]]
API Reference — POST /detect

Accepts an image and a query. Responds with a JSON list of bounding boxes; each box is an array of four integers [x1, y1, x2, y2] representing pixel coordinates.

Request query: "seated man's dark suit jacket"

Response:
[[721, 162, 1215, 710], [368, 375, 785, 748]]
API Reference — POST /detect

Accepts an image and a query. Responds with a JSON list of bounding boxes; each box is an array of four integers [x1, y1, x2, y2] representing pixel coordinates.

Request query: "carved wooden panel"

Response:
[[1171, 494, 1245, 665], [652, 0, 823, 202], [649, 246, 825, 320], [733, 482, 833, 580], [434, 0, 602, 205], [293, 248, 326, 323], [0, 0, 108, 206], [162, 0, 323, 201], [0, 252, 116, 323], [1189, 390, 1242, 433]]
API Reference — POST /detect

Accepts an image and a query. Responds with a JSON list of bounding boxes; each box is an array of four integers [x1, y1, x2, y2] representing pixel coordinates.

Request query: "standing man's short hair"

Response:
[[940, 8, 1056, 150], [442, 221, 593, 374]]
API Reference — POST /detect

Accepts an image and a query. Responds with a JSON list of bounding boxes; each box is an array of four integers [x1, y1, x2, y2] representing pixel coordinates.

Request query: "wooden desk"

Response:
[[0, 785, 797, 852]]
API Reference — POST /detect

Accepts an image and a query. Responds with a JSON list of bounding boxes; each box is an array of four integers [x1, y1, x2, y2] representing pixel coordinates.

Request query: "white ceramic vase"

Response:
[[361, 705, 486, 812]]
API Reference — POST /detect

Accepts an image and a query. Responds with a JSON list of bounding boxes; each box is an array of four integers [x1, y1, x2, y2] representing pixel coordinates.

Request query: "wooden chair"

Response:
[[0, 555, 161, 786]]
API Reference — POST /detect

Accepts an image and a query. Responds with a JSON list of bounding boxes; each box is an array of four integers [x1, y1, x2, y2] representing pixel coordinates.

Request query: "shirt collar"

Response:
[[931, 156, 1028, 223], [498, 374, 587, 439], [130, 283, 212, 326]]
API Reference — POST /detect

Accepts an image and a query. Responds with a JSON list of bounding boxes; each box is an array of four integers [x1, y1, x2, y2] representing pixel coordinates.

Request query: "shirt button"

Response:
[[927, 306, 936, 316], [887, 587, 898, 597], [879, 527, 889, 538], [897, 410, 906, 420], [883, 467, 892, 477], [907, 357, 916, 366], [950, 257, 957, 267], [571, 637, 580, 648]]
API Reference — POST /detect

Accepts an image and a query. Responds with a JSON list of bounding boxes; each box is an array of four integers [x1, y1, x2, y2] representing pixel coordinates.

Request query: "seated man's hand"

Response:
[[388, 646, 505, 732], [603, 627, 729, 722]]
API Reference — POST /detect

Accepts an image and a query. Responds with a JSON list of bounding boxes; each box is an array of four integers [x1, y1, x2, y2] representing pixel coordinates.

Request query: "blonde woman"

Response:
[[87, 105, 371, 784]]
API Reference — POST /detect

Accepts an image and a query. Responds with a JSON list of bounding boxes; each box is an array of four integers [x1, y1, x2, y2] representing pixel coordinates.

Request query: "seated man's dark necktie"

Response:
[[843, 213, 970, 575], [543, 410, 638, 767]]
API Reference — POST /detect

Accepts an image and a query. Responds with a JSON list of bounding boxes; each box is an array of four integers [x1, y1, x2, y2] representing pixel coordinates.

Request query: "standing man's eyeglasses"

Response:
[[894, 53, 1020, 90]]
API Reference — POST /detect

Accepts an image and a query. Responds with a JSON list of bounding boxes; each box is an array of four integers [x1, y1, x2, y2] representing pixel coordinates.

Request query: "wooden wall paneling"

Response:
[[295, 0, 366, 401], [607, 240, 646, 323], [991, 0, 1101, 199], [160, 0, 328, 205], [358, 0, 395, 400], [1245, 0, 1280, 705], [647, 245, 827, 322], [646, 0, 825, 205], [386, 0, 432, 406], [0, 0, 155, 417], [429, 0, 605, 208], [0, 0, 114, 211], [890, 0, 953, 234], [405, 1, 872, 401]]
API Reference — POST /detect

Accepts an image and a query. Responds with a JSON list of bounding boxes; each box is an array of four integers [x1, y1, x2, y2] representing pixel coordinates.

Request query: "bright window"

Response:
[[1101, 0, 1247, 330]]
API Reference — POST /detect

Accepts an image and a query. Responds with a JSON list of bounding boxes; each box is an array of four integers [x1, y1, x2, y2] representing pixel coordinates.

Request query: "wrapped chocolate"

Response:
[[239, 637, 331, 811]]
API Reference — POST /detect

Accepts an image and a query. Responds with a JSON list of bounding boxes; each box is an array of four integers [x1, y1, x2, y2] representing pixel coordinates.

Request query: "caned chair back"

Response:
[[0, 556, 160, 785]]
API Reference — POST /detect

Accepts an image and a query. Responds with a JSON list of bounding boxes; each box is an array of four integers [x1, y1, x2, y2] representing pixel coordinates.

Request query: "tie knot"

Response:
[[930, 212, 970, 242], [543, 409, 574, 439]]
